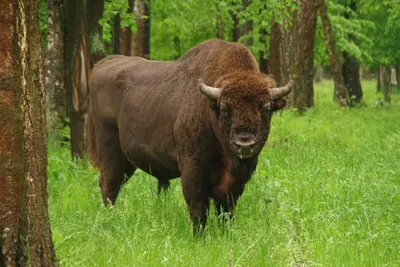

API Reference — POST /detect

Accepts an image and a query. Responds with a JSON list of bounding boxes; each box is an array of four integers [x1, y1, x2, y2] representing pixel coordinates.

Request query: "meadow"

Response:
[[48, 80, 400, 266]]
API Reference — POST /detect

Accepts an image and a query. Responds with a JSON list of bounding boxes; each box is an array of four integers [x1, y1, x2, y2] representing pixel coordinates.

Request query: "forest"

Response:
[[0, 0, 399, 266]]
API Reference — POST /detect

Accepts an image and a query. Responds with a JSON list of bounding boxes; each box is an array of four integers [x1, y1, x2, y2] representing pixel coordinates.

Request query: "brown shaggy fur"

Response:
[[87, 39, 289, 233]]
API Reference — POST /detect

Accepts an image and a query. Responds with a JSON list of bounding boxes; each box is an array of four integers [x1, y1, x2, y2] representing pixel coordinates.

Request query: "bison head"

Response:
[[200, 73, 293, 160]]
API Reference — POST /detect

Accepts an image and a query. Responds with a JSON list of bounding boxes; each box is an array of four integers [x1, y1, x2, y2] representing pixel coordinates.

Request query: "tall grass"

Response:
[[48, 80, 400, 266]]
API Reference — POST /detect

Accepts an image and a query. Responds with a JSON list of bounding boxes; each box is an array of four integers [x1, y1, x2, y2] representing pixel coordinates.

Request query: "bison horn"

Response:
[[269, 79, 294, 100], [199, 79, 222, 100]]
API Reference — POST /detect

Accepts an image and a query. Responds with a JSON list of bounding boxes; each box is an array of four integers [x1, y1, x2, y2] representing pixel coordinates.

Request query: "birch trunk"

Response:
[[45, 0, 66, 136]]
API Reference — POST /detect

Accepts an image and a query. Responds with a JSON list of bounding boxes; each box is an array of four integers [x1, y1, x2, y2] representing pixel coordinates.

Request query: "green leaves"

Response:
[[149, 0, 297, 60], [357, 0, 400, 68], [94, 0, 399, 71], [316, 0, 374, 66], [99, 0, 137, 43]]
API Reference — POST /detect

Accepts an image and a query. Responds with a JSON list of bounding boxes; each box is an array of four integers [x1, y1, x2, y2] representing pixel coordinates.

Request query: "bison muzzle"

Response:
[[87, 39, 293, 234]]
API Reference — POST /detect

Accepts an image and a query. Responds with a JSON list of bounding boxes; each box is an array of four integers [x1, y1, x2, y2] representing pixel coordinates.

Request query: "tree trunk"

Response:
[[377, 70, 381, 92], [396, 64, 400, 91], [269, 0, 319, 112], [231, 0, 252, 45], [269, 21, 288, 87], [259, 50, 268, 74], [390, 67, 396, 85], [173, 36, 181, 59], [66, 0, 104, 159], [85, 0, 106, 66], [143, 0, 151, 59], [216, 2, 224, 39], [132, 0, 150, 58], [120, 0, 134, 56], [232, 9, 240, 42], [381, 65, 391, 104], [240, 0, 252, 46], [113, 14, 122, 54], [342, 0, 363, 104], [217, 15, 224, 39], [342, 51, 363, 103], [45, 0, 67, 137], [314, 65, 324, 82], [258, 2, 268, 73], [0, 1, 58, 266], [319, 0, 349, 106], [66, 0, 85, 158]]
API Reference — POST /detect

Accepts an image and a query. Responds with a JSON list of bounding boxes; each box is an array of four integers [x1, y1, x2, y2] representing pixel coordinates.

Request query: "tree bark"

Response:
[[66, 0, 86, 158], [269, 21, 287, 86], [132, 0, 150, 58], [377, 70, 381, 92], [319, 0, 349, 106], [269, 0, 319, 112], [0, 1, 58, 266], [381, 65, 391, 104], [217, 15, 224, 39], [85, 0, 106, 66], [259, 50, 268, 74], [231, 0, 252, 45], [342, 51, 363, 103], [173, 36, 181, 59], [396, 64, 400, 91], [45, 0, 67, 137], [216, 2, 224, 39], [314, 65, 324, 82], [232, 9, 240, 42], [66, 0, 104, 158], [258, 2, 268, 73], [113, 14, 122, 54], [66, 0, 84, 158], [342, 0, 363, 104], [240, 0, 252, 46], [143, 0, 150, 59], [120, 0, 134, 56]]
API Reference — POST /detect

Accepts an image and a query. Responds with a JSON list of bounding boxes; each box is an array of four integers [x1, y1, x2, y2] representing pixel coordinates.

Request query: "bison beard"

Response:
[[87, 39, 293, 234]]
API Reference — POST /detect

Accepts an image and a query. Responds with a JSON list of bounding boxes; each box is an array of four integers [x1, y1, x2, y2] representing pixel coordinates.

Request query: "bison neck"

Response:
[[214, 148, 258, 198], [215, 137, 258, 191], [230, 156, 258, 183], [209, 115, 258, 195]]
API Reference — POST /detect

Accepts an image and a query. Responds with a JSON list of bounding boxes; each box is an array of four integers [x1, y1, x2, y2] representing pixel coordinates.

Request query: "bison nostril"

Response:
[[234, 139, 256, 149]]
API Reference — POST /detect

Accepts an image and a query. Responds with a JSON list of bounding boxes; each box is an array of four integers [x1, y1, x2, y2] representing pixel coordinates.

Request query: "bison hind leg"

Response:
[[157, 180, 171, 194], [124, 162, 137, 183]]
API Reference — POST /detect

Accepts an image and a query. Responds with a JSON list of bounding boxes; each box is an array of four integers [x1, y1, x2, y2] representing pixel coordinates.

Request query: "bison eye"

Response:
[[261, 102, 271, 112], [220, 103, 231, 116]]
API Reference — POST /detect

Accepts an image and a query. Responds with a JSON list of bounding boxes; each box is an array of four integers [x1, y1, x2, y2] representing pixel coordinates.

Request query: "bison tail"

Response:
[[87, 102, 100, 169]]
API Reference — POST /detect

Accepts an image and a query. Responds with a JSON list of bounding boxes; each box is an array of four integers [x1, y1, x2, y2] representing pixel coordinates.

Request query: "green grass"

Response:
[[48, 80, 400, 266]]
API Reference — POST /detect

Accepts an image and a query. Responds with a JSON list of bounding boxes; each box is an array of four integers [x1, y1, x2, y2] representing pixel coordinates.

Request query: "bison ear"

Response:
[[271, 98, 287, 112]]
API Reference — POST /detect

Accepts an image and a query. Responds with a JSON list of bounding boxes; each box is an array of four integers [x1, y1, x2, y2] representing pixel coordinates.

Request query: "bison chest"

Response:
[[209, 168, 246, 200]]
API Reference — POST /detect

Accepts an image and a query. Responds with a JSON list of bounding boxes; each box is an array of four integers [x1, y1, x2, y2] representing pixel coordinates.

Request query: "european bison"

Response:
[[87, 39, 293, 233]]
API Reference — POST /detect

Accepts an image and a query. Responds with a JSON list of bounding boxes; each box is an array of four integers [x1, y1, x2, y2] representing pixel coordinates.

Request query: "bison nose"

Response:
[[234, 133, 256, 150], [234, 139, 256, 149]]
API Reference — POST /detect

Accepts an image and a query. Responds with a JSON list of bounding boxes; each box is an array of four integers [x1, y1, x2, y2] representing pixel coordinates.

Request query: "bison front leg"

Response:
[[180, 167, 210, 235], [213, 183, 245, 224]]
